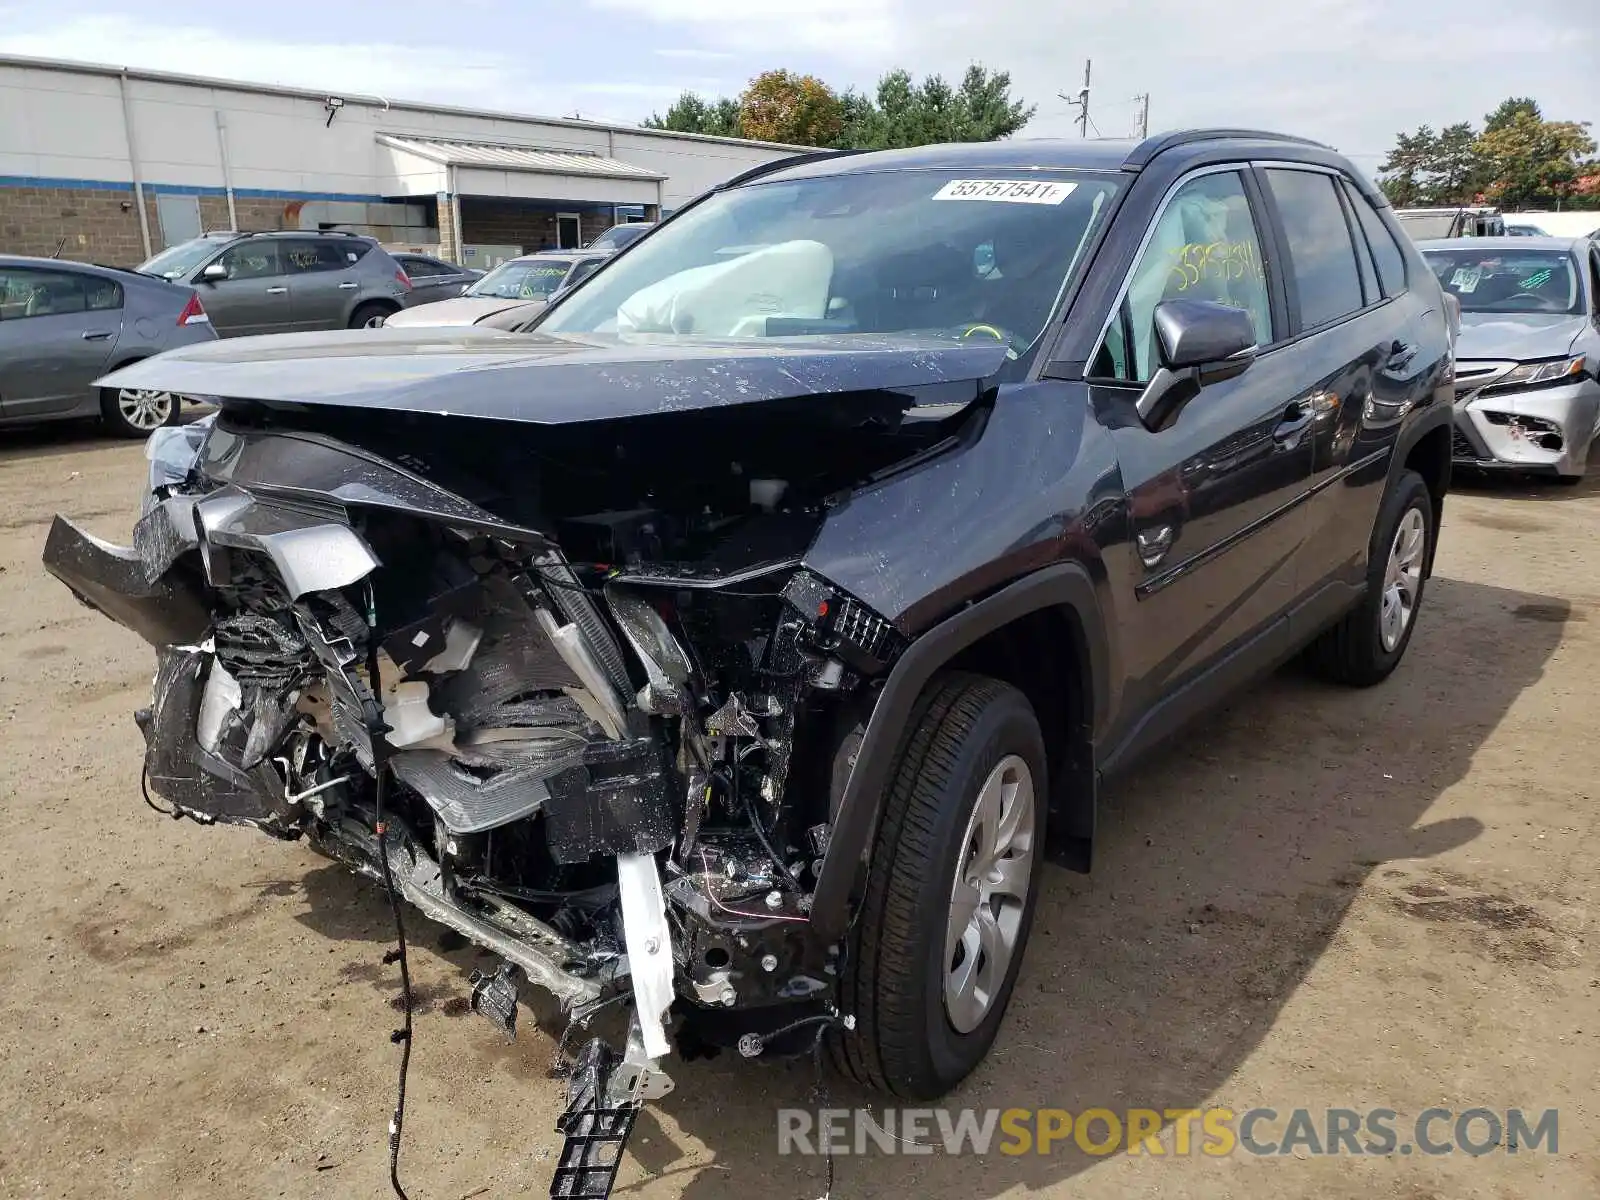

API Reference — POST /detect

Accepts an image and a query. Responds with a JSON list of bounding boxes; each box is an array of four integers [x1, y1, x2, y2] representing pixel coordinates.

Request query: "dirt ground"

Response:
[[1, 419, 1597, 1200]]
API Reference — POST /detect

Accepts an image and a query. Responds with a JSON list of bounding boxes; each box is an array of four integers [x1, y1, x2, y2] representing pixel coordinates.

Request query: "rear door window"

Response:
[[1264, 169, 1365, 330], [282, 239, 349, 274], [0, 268, 121, 318]]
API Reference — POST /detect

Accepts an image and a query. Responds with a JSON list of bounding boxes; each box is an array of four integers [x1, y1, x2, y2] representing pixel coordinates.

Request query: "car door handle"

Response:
[[1274, 401, 1314, 444], [80, 330, 113, 341], [338, 281, 359, 289], [266, 286, 288, 295]]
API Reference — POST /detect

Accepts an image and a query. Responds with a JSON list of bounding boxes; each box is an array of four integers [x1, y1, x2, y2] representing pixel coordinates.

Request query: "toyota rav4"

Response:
[[44, 129, 1453, 1197]]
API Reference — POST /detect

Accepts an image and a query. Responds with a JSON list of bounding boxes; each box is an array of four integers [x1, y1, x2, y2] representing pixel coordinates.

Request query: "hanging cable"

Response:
[[364, 587, 415, 1200]]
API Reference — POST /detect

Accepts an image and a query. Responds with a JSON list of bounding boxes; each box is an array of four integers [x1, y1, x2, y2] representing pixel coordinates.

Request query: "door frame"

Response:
[[556, 212, 582, 250]]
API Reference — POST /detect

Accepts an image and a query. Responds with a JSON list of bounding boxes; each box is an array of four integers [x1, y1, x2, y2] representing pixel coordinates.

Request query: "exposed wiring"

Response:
[[139, 764, 174, 816], [365, 588, 414, 1200], [697, 848, 809, 923]]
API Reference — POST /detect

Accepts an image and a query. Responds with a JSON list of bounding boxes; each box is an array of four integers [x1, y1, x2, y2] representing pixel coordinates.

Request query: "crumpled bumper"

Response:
[[1453, 377, 1600, 476], [42, 515, 211, 648]]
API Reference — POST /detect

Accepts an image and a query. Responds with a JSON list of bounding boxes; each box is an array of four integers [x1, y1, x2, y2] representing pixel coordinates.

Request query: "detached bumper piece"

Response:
[[551, 1038, 640, 1200]]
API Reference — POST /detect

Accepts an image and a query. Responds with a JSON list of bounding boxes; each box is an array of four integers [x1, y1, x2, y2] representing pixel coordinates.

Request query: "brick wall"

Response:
[[0, 186, 313, 266], [459, 199, 617, 252], [0, 185, 158, 266]]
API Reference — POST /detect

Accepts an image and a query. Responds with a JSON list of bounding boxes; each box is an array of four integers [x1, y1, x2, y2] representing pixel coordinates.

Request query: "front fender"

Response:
[[806, 561, 1108, 945]]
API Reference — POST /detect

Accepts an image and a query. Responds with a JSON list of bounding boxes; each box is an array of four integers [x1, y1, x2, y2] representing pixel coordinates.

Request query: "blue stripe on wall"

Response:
[[0, 174, 385, 203]]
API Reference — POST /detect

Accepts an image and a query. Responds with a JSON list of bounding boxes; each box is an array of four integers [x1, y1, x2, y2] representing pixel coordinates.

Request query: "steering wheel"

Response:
[[953, 322, 1025, 359], [1504, 292, 1554, 308]]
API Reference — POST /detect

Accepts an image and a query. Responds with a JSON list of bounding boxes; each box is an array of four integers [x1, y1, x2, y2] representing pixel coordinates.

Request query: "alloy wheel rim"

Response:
[[1381, 507, 1426, 652], [117, 388, 174, 431], [364, 312, 387, 328], [944, 754, 1036, 1034]]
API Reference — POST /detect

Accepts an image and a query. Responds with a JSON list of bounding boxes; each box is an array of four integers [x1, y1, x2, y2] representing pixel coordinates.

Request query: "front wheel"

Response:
[[1306, 468, 1434, 686], [834, 673, 1047, 1099], [101, 386, 179, 438]]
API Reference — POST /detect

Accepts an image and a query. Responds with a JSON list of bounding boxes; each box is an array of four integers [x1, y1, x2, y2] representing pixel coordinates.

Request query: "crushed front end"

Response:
[[43, 391, 951, 1190]]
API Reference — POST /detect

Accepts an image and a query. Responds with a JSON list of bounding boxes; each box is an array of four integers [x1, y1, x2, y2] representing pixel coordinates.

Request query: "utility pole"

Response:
[[1059, 59, 1091, 138], [1133, 93, 1150, 139]]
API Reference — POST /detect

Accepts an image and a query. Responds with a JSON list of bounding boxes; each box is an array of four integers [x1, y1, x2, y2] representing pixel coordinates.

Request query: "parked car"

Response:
[[1421, 236, 1600, 480], [1505, 223, 1550, 237], [390, 253, 483, 306], [44, 130, 1453, 1196], [0, 255, 216, 435], [139, 230, 412, 335], [381, 250, 610, 328], [585, 221, 656, 251], [1395, 206, 1506, 239]]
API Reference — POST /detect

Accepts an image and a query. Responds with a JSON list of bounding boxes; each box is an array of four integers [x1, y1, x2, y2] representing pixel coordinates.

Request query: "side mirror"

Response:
[[1136, 299, 1258, 430], [200, 262, 228, 282]]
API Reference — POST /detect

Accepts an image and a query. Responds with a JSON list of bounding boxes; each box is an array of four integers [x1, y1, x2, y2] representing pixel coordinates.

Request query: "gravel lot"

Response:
[[1, 421, 1597, 1200]]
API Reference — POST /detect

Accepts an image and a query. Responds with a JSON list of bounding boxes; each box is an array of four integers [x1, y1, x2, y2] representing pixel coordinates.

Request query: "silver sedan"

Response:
[[1421, 236, 1600, 481], [0, 256, 217, 437]]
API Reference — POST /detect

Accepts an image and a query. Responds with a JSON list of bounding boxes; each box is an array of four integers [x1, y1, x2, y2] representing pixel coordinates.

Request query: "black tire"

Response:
[[1306, 468, 1433, 686], [349, 301, 396, 329], [833, 672, 1048, 1099], [99, 385, 179, 438]]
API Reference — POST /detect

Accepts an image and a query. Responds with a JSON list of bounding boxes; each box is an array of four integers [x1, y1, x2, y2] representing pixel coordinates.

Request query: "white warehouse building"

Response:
[[0, 54, 802, 267]]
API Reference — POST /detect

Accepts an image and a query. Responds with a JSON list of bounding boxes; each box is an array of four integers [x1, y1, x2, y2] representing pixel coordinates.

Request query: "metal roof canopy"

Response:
[[378, 134, 665, 205]]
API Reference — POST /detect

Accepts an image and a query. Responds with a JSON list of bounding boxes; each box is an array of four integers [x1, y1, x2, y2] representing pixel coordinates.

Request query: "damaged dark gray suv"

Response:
[[44, 130, 1454, 1192]]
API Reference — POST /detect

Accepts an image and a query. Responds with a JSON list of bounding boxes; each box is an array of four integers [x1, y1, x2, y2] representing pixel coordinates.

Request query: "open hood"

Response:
[[95, 329, 1009, 425]]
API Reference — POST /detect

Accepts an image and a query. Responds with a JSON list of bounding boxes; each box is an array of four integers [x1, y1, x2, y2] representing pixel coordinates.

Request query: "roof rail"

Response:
[[713, 147, 863, 192], [1124, 128, 1334, 171]]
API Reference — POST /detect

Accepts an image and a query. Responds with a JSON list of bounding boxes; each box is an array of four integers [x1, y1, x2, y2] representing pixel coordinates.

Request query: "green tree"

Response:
[[1483, 97, 1541, 134], [643, 92, 743, 138], [1378, 125, 1439, 206], [738, 70, 843, 146], [1476, 112, 1597, 209], [638, 64, 1034, 151], [1429, 122, 1481, 205]]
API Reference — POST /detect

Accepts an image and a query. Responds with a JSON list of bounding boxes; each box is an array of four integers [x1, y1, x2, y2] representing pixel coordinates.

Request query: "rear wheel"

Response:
[[833, 673, 1047, 1099], [100, 386, 178, 438], [1306, 468, 1433, 686], [350, 302, 396, 329]]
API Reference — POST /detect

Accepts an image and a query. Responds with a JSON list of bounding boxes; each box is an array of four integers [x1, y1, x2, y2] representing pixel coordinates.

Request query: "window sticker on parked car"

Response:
[[932, 180, 1077, 205], [1519, 268, 1553, 290], [1450, 266, 1482, 293]]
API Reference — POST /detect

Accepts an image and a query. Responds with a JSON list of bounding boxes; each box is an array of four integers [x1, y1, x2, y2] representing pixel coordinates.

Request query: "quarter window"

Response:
[[1343, 180, 1407, 297], [1264, 169, 1364, 329], [1092, 170, 1271, 383]]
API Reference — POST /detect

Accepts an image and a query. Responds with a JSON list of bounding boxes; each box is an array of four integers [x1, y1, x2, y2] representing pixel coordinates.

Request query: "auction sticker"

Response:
[[933, 179, 1077, 204]]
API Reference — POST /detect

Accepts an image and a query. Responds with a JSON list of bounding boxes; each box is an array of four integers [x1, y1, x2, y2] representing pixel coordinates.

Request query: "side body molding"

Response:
[[807, 561, 1110, 945]]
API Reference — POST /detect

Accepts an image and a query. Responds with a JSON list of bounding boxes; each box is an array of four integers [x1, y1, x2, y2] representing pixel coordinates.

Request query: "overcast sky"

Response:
[[1, 0, 1595, 177]]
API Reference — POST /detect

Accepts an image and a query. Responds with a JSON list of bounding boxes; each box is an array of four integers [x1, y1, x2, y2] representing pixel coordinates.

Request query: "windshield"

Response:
[[140, 238, 228, 281], [539, 168, 1122, 353], [466, 259, 574, 300], [589, 224, 650, 251], [1423, 248, 1583, 315]]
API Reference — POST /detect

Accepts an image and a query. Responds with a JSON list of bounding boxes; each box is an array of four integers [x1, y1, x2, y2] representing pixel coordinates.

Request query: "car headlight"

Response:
[[1483, 355, 1587, 393]]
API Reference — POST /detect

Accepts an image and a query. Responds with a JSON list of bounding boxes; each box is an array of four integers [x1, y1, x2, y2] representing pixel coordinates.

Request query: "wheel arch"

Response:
[[1394, 406, 1451, 577], [808, 562, 1109, 945]]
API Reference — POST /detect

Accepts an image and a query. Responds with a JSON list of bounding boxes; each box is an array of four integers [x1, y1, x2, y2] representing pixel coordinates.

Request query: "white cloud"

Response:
[[0, 14, 673, 123], [585, 0, 1600, 169], [653, 48, 735, 61]]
